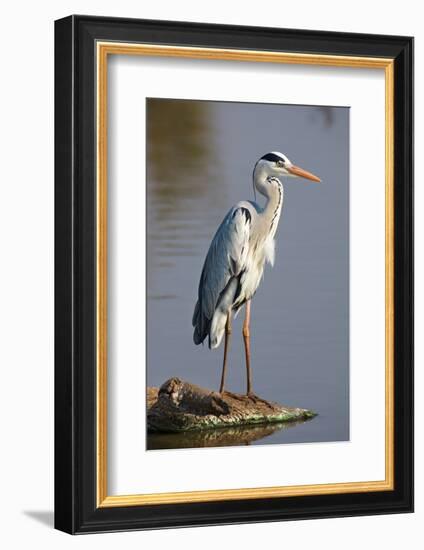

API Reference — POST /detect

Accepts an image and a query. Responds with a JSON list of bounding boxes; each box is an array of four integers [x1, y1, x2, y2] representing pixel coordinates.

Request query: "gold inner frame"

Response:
[[96, 42, 395, 508]]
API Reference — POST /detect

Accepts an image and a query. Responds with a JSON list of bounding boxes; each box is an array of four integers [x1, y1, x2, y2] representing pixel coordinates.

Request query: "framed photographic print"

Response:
[[54, 15, 413, 534]]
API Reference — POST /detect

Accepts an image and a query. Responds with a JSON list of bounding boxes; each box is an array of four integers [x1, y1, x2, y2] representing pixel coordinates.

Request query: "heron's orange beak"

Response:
[[287, 164, 321, 182]]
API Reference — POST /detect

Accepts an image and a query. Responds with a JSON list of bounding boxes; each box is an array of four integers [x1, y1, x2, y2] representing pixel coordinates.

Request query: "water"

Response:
[[146, 98, 349, 449]]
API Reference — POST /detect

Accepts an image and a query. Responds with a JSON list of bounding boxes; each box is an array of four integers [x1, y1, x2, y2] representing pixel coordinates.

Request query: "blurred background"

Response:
[[146, 98, 349, 448]]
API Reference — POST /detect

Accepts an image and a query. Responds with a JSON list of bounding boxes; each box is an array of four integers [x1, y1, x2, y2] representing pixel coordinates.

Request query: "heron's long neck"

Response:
[[254, 171, 284, 232], [264, 182, 283, 217], [265, 182, 283, 236]]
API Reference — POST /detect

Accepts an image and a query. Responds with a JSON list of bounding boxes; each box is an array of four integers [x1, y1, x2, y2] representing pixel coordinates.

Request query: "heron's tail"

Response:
[[192, 300, 209, 345], [209, 278, 238, 349]]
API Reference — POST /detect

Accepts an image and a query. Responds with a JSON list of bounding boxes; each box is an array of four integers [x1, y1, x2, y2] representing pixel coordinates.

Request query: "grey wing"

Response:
[[192, 204, 252, 347]]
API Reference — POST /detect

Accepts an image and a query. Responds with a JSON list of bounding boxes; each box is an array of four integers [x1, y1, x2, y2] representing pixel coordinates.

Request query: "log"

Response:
[[147, 377, 316, 433]]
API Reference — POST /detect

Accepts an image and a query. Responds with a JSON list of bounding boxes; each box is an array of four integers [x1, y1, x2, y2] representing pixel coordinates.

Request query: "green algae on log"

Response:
[[147, 377, 316, 433]]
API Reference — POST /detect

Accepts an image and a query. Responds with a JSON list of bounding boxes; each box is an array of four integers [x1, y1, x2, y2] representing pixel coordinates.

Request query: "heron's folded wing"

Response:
[[197, 206, 251, 323]]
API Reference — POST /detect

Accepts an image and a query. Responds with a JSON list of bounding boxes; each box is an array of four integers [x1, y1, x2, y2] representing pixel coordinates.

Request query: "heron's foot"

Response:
[[246, 392, 276, 410]]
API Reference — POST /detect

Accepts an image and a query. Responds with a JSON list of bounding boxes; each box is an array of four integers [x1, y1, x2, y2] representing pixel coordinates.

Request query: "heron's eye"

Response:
[[277, 160, 284, 167]]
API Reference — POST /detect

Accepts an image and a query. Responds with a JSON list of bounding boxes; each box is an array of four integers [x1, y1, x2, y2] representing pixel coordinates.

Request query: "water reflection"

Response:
[[146, 98, 225, 273], [313, 106, 336, 127], [147, 418, 315, 450], [147, 98, 212, 187]]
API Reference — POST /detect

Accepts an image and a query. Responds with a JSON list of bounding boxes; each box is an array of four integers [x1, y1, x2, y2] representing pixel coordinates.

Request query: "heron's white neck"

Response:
[[253, 168, 284, 222]]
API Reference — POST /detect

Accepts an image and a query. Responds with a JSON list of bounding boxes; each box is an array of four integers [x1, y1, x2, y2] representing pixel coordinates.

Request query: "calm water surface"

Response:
[[146, 99, 349, 449]]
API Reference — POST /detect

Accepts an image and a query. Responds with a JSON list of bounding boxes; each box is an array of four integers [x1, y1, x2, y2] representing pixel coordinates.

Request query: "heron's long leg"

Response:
[[219, 312, 232, 393], [242, 300, 253, 395]]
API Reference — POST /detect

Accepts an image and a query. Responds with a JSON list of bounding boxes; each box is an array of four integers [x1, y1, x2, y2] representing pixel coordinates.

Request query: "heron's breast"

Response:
[[235, 248, 266, 303]]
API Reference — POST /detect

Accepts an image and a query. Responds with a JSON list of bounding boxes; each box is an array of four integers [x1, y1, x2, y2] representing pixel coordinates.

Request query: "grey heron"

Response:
[[192, 151, 321, 396]]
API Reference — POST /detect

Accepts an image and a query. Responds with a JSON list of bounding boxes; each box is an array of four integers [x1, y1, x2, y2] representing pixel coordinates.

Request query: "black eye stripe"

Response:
[[261, 153, 284, 163]]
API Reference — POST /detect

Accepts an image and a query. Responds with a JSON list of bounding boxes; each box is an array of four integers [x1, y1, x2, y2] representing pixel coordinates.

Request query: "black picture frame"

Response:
[[55, 14, 413, 534]]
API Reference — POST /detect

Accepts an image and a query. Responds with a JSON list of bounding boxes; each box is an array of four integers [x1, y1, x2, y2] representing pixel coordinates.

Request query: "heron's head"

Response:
[[254, 151, 321, 183]]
